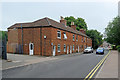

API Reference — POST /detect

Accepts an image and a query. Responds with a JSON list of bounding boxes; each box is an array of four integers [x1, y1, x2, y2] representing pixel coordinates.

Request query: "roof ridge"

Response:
[[45, 17, 51, 26]]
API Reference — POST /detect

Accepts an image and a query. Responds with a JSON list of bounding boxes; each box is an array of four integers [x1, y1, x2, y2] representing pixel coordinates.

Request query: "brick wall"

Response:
[[7, 26, 92, 56], [7, 29, 18, 53], [50, 27, 90, 56]]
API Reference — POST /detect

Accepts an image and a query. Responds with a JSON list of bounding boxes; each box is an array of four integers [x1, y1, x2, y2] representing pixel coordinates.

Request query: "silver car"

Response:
[[84, 47, 93, 53]]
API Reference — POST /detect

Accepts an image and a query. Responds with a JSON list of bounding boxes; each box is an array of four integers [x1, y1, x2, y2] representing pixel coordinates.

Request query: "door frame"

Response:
[[67, 46, 69, 54], [29, 42, 34, 55], [70, 46, 72, 54], [53, 45, 56, 56]]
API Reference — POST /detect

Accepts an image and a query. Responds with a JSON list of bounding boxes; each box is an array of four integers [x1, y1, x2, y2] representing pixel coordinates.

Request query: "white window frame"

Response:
[[82, 36, 83, 42], [63, 32, 67, 40], [76, 35, 78, 41], [57, 31, 61, 39], [73, 34, 75, 41], [58, 44, 61, 52], [84, 37, 86, 42], [73, 45, 74, 51], [64, 44, 66, 52]]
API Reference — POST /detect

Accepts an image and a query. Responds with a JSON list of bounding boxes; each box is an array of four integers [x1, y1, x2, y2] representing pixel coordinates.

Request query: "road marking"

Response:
[[84, 50, 111, 80]]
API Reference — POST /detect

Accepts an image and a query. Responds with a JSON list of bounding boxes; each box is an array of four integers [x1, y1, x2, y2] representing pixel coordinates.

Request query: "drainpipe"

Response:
[[21, 24, 23, 54], [40, 27, 42, 56]]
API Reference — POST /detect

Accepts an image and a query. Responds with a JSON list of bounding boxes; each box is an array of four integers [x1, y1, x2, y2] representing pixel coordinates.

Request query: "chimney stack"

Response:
[[60, 16, 67, 27], [71, 22, 76, 30], [80, 29, 86, 34]]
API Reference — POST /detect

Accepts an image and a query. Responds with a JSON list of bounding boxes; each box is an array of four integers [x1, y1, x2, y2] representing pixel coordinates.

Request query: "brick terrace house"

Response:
[[7, 17, 92, 56]]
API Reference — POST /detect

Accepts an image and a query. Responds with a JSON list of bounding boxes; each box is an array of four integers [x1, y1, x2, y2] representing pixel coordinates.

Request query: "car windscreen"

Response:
[[86, 47, 91, 49], [97, 48, 103, 50]]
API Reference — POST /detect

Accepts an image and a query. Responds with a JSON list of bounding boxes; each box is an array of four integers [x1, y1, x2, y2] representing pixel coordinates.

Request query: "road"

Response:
[[2, 50, 109, 78]]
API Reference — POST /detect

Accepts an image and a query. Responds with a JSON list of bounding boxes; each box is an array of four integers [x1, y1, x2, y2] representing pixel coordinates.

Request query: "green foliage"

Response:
[[86, 29, 103, 49], [118, 48, 120, 52], [64, 16, 87, 30], [0, 31, 8, 41], [116, 45, 120, 49], [105, 16, 120, 46]]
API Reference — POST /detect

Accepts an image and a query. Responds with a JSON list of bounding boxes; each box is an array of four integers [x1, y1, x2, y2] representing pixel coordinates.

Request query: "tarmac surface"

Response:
[[2, 50, 109, 78]]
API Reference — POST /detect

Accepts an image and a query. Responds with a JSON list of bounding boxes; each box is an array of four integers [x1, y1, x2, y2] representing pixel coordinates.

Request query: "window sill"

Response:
[[57, 37, 61, 39], [58, 51, 60, 52]]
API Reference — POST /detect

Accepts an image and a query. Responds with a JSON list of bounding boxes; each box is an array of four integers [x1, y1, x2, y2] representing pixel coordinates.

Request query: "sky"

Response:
[[0, 0, 119, 34]]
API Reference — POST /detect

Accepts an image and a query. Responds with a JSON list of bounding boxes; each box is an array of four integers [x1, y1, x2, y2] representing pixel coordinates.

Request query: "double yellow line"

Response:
[[84, 50, 111, 80]]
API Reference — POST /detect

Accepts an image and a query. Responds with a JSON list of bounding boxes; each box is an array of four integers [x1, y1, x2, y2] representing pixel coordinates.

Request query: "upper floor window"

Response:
[[58, 44, 61, 52], [76, 35, 78, 41], [73, 34, 75, 41], [64, 44, 66, 52], [57, 31, 61, 39], [82, 36, 83, 42], [63, 32, 67, 39], [84, 37, 86, 42]]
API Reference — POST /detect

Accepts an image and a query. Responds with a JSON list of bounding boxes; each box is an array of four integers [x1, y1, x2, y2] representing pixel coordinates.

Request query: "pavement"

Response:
[[2, 50, 109, 78], [2, 52, 83, 70], [95, 50, 118, 78]]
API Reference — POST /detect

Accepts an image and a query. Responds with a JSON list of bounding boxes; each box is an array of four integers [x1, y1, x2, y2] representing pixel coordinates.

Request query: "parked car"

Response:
[[84, 47, 93, 53], [96, 47, 104, 54]]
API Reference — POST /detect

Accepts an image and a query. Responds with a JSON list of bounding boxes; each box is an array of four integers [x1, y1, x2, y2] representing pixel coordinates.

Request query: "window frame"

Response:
[[57, 30, 61, 39], [84, 37, 86, 42], [82, 36, 83, 42], [58, 44, 61, 52], [73, 34, 75, 41], [76, 35, 78, 41], [64, 44, 66, 52], [63, 32, 67, 40], [73, 45, 74, 51]]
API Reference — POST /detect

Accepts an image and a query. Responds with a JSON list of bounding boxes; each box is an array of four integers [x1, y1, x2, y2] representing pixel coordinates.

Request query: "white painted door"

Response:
[[78, 46, 79, 53], [70, 46, 72, 54], [29, 43, 34, 55], [53, 46, 56, 56], [67, 46, 69, 54]]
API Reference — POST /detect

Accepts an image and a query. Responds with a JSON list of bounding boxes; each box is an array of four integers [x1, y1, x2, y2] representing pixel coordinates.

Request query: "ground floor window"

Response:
[[73, 45, 74, 51], [58, 44, 60, 52], [64, 44, 66, 52]]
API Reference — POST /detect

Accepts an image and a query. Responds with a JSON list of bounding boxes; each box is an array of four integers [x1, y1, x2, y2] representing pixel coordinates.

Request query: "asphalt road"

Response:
[[2, 50, 109, 78]]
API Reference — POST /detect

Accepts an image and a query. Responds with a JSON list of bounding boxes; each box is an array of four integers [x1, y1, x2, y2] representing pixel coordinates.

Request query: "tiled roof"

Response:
[[8, 17, 89, 37]]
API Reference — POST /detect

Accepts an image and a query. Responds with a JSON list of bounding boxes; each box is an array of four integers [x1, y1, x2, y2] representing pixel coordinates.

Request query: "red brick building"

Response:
[[7, 17, 92, 56]]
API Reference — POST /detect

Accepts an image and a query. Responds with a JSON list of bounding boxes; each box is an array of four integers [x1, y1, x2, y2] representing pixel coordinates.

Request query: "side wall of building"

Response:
[[7, 29, 19, 53]]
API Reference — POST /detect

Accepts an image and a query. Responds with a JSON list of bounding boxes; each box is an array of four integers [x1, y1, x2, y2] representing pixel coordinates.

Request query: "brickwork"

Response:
[[7, 17, 92, 56]]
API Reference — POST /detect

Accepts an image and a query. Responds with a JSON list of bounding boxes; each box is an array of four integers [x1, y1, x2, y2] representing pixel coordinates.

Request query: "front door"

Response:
[[29, 43, 34, 55], [53, 46, 56, 56], [70, 46, 72, 54], [78, 46, 79, 53], [67, 46, 69, 54]]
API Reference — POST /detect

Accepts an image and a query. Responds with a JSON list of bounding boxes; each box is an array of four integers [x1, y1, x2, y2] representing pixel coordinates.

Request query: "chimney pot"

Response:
[[71, 22, 74, 25], [60, 16, 67, 27], [80, 29, 86, 34], [71, 22, 76, 30], [60, 16, 64, 20]]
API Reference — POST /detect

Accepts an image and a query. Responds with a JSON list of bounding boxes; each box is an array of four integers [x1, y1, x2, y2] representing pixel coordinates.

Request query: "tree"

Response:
[[105, 16, 120, 45], [64, 16, 87, 30], [86, 30, 103, 49], [0, 31, 8, 41]]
